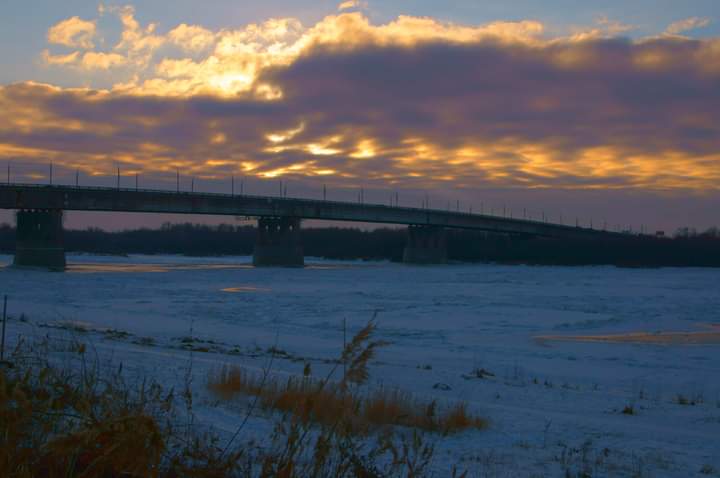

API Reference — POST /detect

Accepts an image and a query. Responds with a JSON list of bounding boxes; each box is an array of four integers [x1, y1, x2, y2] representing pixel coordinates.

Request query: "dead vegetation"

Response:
[[208, 320, 485, 436], [674, 393, 703, 406], [208, 365, 485, 436], [0, 334, 240, 478], [0, 320, 480, 477]]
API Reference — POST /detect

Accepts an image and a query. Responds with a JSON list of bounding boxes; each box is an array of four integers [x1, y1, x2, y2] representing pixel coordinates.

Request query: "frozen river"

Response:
[[1, 254, 719, 476]]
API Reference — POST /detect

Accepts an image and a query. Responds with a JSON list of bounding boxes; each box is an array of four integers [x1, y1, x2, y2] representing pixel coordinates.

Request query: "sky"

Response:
[[1, 0, 719, 232]]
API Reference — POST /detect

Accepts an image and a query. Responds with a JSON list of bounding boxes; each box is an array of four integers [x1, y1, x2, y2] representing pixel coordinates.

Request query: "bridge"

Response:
[[0, 183, 626, 269]]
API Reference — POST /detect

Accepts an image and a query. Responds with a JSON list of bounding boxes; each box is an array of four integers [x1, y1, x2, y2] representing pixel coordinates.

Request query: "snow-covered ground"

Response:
[[1, 253, 719, 476]]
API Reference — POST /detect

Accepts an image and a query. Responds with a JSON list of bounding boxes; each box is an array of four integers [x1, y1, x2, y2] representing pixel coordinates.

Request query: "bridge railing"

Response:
[[0, 181, 633, 236]]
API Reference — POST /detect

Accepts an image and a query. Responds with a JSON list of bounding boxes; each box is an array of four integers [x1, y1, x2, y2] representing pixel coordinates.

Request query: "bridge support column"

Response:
[[403, 225, 447, 264], [14, 209, 66, 270], [253, 217, 304, 267]]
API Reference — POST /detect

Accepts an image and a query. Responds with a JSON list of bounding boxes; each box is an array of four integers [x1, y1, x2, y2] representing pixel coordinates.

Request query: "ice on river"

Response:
[[1, 253, 719, 476]]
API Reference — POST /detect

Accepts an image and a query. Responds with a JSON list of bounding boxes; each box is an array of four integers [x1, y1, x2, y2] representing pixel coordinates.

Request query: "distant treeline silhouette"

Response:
[[0, 222, 719, 267]]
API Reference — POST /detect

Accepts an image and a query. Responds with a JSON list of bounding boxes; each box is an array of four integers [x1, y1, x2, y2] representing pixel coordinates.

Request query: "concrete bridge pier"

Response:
[[403, 225, 448, 264], [253, 217, 304, 267], [14, 209, 66, 270]]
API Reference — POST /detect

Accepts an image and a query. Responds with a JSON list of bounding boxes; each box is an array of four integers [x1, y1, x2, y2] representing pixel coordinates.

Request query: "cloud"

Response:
[[42, 50, 81, 66], [137, 13, 544, 97], [168, 24, 216, 52], [43, 9, 547, 95], [80, 51, 128, 70], [338, 1, 367, 11], [47, 16, 97, 49], [665, 17, 711, 36], [42, 49, 128, 71], [109, 5, 166, 66], [5, 9, 720, 199], [44, 5, 167, 72], [569, 15, 636, 41]]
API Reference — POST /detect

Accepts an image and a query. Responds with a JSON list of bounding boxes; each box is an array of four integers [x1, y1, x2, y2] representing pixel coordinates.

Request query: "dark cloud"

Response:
[[265, 37, 720, 154], [1, 35, 719, 201]]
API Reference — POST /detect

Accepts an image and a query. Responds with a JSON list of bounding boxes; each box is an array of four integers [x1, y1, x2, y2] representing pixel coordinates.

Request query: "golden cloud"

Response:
[[168, 24, 216, 52], [81, 51, 128, 70], [2, 8, 716, 198], [42, 50, 81, 66], [338, 1, 367, 11], [42, 9, 550, 96], [47, 16, 97, 49]]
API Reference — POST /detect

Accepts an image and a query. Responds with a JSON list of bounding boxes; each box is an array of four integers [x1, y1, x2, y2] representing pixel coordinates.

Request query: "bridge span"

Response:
[[0, 183, 625, 269]]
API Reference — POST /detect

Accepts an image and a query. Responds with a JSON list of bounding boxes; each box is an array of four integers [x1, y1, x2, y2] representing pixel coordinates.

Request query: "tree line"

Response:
[[0, 222, 718, 267]]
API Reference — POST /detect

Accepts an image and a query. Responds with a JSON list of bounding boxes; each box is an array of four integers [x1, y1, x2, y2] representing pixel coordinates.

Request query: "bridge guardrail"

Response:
[[0, 182, 632, 237]]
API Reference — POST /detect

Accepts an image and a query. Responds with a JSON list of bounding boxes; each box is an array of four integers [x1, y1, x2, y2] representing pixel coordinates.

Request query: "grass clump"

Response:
[[208, 321, 486, 436], [209, 367, 485, 435], [0, 346, 241, 477], [1, 321, 478, 477], [675, 393, 703, 406]]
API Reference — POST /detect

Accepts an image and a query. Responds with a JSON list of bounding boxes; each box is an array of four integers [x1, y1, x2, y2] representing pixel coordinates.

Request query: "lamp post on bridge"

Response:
[[277, 180, 288, 198]]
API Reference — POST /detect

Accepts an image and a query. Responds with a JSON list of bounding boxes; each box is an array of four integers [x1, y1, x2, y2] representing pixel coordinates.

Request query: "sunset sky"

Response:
[[1, 1, 719, 232]]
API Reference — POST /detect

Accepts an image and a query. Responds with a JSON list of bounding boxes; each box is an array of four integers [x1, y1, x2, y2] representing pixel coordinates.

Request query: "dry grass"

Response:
[[208, 364, 486, 436], [536, 330, 720, 345], [1, 320, 476, 477], [0, 357, 228, 477]]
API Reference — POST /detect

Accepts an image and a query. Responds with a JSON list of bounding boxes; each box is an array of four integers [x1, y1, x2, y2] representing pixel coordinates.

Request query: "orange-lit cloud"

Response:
[[1, 8, 717, 199], [41, 8, 547, 96], [47, 16, 97, 49], [167, 24, 216, 52], [42, 50, 81, 66], [338, 1, 368, 11]]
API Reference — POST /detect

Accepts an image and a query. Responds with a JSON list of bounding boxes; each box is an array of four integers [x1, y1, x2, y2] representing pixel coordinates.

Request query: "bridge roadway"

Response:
[[0, 183, 619, 238], [0, 183, 625, 268]]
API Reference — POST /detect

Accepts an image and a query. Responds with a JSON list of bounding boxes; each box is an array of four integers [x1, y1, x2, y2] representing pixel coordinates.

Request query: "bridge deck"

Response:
[[0, 183, 624, 239]]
